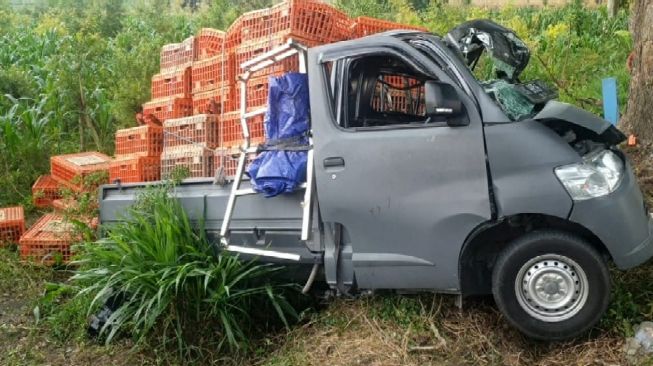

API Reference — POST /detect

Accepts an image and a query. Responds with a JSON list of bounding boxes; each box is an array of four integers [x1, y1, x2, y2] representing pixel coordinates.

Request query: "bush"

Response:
[[72, 186, 297, 358]]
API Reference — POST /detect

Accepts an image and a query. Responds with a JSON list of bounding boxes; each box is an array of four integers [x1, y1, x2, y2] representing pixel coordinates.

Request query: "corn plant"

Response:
[[72, 186, 297, 357]]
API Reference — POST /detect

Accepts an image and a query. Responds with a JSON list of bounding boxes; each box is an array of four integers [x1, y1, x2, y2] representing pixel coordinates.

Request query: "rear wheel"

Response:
[[492, 230, 610, 340]]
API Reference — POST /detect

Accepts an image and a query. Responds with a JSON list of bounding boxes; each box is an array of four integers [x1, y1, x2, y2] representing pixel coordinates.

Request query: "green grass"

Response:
[[72, 185, 299, 360]]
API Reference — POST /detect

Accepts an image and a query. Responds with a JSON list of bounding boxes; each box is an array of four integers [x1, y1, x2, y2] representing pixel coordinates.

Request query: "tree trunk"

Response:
[[608, 0, 619, 18], [621, 0, 653, 142]]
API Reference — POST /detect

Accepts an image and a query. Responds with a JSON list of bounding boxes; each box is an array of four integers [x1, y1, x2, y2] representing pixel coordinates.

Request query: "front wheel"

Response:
[[492, 230, 610, 341]]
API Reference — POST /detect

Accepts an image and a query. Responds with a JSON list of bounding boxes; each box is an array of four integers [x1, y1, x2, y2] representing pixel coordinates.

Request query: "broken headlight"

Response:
[[555, 150, 624, 201]]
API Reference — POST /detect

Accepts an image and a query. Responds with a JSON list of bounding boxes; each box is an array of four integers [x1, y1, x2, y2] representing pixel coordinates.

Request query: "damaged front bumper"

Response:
[[569, 161, 653, 269]]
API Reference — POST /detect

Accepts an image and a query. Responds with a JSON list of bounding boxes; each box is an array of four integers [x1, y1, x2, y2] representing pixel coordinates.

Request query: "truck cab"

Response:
[[100, 24, 653, 341]]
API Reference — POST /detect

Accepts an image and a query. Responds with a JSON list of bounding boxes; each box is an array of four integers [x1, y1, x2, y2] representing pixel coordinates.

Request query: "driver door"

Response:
[[310, 41, 492, 291]]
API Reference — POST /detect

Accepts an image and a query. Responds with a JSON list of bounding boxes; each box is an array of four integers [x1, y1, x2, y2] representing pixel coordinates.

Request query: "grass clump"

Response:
[[72, 186, 297, 359]]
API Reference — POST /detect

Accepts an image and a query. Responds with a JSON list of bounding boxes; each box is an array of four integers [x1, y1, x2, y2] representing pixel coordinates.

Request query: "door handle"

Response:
[[323, 157, 345, 168]]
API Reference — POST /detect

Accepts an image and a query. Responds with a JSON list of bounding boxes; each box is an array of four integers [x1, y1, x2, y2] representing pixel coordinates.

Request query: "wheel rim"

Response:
[[514, 254, 589, 323]]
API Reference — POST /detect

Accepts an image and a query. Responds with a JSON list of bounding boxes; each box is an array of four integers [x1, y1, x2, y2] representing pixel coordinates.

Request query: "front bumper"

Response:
[[569, 161, 653, 269]]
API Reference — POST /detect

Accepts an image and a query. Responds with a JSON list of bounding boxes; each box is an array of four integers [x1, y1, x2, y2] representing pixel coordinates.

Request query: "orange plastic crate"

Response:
[[160, 36, 195, 72], [195, 28, 226, 60], [0, 206, 25, 245], [50, 152, 111, 191], [234, 74, 273, 110], [109, 155, 161, 184], [52, 198, 78, 212], [32, 175, 63, 208], [238, 0, 351, 44], [192, 86, 235, 115], [352, 16, 427, 38], [161, 145, 215, 179], [115, 124, 164, 157], [214, 147, 260, 179], [151, 67, 192, 99], [221, 110, 265, 148], [371, 75, 426, 115], [225, 19, 244, 53], [234, 35, 316, 79], [19, 214, 85, 265], [164, 115, 220, 149], [142, 97, 193, 123], [191, 54, 233, 94]]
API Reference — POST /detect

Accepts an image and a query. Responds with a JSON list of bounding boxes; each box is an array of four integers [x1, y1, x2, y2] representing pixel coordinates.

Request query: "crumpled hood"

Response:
[[534, 101, 626, 145]]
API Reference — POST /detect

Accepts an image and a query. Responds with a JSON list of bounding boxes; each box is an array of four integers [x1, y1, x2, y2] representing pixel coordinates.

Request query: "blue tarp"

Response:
[[247, 73, 309, 197]]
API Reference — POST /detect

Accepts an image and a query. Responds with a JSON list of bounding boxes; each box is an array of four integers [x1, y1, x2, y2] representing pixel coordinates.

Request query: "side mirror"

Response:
[[425, 81, 463, 118]]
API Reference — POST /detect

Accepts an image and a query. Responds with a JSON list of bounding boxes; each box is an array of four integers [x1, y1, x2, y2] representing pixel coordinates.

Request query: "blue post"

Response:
[[602, 77, 619, 125]]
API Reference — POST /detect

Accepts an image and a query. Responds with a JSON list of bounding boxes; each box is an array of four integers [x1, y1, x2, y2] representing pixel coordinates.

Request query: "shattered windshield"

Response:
[[445, 19, 558, 121]]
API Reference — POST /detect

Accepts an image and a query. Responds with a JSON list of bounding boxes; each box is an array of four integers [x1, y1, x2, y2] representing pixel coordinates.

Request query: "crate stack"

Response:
[[133, 0, 428, 182], [32, 175, 64, 208], [110, 124, 164, 184], [160, 28, 230, 180], [217, 0, 355, 177], [18, 151, 110, 264], [161, 115, 220, 179], [143, 36, 194, 124]]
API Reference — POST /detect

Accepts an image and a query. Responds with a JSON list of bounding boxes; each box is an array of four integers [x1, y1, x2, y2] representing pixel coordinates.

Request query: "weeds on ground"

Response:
[[34, 282, 94, 343], [71, 185, 299, 361]]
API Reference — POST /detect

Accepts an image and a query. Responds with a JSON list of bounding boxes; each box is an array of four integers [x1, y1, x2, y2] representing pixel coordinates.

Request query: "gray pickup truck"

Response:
[[100, 21, 653, 340]]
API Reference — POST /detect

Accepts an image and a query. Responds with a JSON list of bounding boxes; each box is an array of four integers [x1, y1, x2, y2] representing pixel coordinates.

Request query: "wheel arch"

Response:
[[458, 213, 610, 296]]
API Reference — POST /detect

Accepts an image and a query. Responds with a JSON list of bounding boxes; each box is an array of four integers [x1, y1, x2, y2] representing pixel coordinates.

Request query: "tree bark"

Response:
[[608, 0, 619, 18], [621, 0, 653, 142]]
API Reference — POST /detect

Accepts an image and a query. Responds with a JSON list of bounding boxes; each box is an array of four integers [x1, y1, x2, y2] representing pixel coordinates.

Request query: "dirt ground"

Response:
[[1, 146, 653, 366]]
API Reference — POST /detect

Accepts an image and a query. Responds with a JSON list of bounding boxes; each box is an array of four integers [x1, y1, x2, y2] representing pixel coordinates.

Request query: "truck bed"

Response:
[[99, 178, 321, 262]]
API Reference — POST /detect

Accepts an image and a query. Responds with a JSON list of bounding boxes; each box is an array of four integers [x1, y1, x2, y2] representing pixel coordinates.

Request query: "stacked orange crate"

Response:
[[196, 28, 226, 59], [164, 115, 220, 149], [115, 125, 164, 157], [147, 2, 427, 181], [151, 67, 192, 100], [162, 115, 220, 179], [191, 53, 235, 115], [224, 0, 352, 151], [233, 0, 350, 84], [214, 146, 258, 178], [191, 28, 234, 117], [110, 124, 164, 184], [110, 155, 161, 184], [142, 97, 193, 123], [0, 206, 25, 246], [32, 175, 64, 208], [158, 28, 233, 181], [51, 152, 111, 192], [160, 36, 195, 72], [142, 36, 194, 127], [161, 145, 215, 179], [220, 111, 265, 148]]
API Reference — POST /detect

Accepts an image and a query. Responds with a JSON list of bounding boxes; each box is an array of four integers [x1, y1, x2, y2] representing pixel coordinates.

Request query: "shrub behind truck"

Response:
[[100, 21, 653, 340]]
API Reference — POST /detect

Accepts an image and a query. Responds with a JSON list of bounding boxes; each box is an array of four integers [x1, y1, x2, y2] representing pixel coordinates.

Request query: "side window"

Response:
[[370, 74, 425, 116], [342, 54, 434, 130]]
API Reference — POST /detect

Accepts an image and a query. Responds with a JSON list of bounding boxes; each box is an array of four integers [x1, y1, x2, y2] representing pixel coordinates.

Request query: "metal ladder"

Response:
[[219, 39, 315, 259]]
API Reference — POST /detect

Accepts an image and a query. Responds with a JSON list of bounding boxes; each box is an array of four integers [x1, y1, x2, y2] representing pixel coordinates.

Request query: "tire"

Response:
[[491, 230, 610, 341]]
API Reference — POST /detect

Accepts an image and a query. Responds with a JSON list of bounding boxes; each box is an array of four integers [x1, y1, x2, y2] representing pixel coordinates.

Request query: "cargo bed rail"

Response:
[[220, 39, 315, 258]]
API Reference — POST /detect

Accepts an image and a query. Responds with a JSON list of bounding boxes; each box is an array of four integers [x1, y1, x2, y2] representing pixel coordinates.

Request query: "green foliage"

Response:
[[335, 0, 632, 115], [600, 266, 653, 336], [35, 282, 94, 343], [72, 186, 297, 358]]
